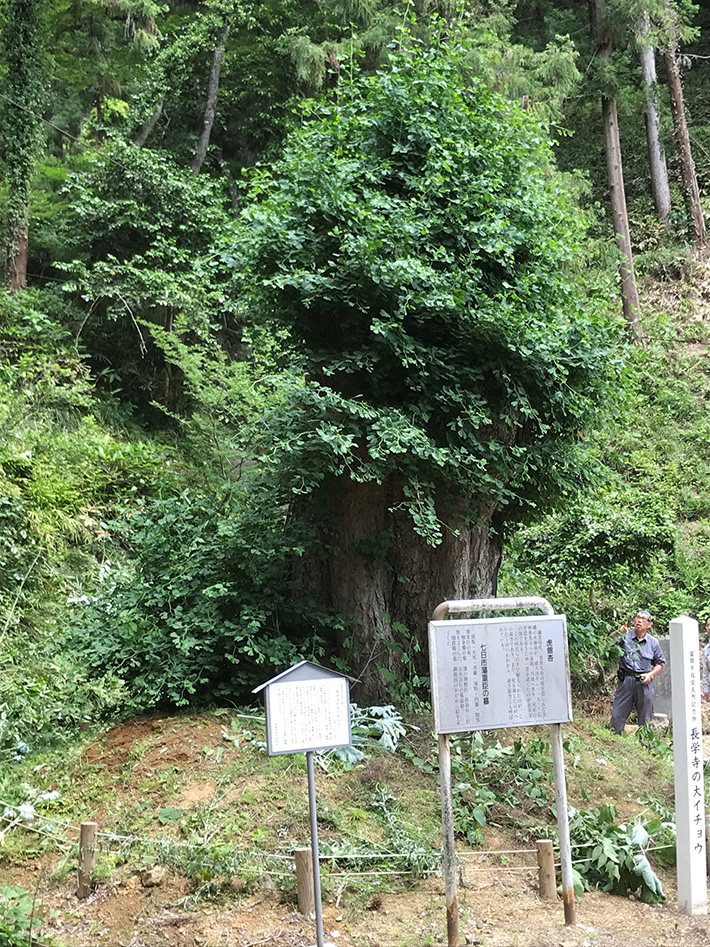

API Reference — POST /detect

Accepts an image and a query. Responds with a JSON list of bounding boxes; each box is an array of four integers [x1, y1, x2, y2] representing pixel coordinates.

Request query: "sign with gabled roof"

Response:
[[253, 661, 352, 755]]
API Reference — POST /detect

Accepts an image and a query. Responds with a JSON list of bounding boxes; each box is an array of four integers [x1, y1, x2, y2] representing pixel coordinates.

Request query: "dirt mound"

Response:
[[83, 716, 230, 774]]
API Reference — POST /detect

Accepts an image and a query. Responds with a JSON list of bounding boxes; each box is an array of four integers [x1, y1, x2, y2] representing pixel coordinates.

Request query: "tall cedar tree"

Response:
[[1, 0, 46, 289], [635, 11, 672, 226], [237, 39, 623, 698], [590, 0, 644, 344]]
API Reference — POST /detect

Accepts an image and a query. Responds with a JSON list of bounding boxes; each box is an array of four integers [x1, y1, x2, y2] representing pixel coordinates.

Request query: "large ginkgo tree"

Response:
[[236, 35, 624, 698]]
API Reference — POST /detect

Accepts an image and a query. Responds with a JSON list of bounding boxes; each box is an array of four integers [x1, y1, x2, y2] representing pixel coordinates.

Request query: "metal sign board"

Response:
[[254, 661, 352, 756], [429, 614, 572, 734]]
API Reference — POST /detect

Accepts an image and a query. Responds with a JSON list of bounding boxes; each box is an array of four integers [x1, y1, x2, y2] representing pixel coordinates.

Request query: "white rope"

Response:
[[457, 848, 536, 857]]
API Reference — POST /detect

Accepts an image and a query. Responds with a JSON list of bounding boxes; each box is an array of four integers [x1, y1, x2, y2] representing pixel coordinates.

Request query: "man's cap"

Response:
[[635, 610, 652, 621]]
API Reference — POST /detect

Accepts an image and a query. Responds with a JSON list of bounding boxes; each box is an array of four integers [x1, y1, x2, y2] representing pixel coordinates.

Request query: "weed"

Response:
[[367, 783, 440, 877], [634, 724, 672, 759], [568, 804, 668, 902], [0, 884, 58, 946]]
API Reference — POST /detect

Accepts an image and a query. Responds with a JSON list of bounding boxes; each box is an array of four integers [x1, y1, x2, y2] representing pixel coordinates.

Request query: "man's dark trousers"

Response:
[[610, 674, 655, 734]]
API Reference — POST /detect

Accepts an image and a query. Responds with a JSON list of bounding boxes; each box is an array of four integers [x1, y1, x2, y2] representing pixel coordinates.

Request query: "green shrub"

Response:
[[0, 884, 57, 945], [67, 490, 331, 710], [568, 804, 670, 903]]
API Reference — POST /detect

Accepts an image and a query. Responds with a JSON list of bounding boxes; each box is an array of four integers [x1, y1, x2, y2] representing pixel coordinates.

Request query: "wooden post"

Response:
[[294, 847, 315, 918], [536, 840, 557, 901], [77, 822, 98, 898]]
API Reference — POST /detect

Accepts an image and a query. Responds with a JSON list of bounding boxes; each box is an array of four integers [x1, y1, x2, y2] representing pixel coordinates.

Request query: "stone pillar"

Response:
[[653, 635, 672, 719], [670, 615, 707, 915]]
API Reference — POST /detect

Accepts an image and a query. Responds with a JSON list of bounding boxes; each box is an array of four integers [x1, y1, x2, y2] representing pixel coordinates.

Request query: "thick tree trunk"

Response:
[[636, 14, 672, 226], [7, 202, 29, 291], [133, 98, 163, 147], [305, 477, 502, 701], [190, 23, 230, 174], [2, 0, 45, 290], [665, 44, 707, 250]]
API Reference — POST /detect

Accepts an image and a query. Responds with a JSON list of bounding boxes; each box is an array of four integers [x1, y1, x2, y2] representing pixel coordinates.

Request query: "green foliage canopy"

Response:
[[234, 37, 625, 541]]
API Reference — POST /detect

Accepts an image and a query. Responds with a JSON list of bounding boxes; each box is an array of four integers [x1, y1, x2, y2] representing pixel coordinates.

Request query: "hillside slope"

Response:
[[0, 705, 707, 946]]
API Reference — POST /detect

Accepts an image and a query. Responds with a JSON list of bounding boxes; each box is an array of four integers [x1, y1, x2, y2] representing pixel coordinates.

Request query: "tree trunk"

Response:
[[636, 13, 672, 227], [602, 97, 645, 344], [591, 0, 645, 345], [133, 98, 163, 147], [2, 0, 45, 290], [665, 43, 707, 250], [304, 477, 502, 701], [190, 23, 230, 174], [7, 202, 29, 291]]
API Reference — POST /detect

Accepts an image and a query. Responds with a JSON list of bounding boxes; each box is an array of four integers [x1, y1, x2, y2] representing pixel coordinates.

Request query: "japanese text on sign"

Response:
[[429, 615, 572, 734], [267, 678, 351, 754]]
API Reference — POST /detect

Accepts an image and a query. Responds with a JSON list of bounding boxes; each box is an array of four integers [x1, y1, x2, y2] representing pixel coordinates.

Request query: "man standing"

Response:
[[609, 610, 666, 734]]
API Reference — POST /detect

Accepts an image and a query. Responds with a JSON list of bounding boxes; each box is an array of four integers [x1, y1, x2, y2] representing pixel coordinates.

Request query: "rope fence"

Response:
[[0, 797, 679, 906]]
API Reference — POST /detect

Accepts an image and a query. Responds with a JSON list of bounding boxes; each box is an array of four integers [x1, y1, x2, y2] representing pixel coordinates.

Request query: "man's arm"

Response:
[[640, 665, 662, 685], [641, 639, 666, 685]]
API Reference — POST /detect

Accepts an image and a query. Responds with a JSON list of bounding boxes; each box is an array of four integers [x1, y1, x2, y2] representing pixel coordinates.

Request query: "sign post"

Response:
[[430, 597, 575, 944], [669, 615, 708, 915], [253, 661, 352, 947]]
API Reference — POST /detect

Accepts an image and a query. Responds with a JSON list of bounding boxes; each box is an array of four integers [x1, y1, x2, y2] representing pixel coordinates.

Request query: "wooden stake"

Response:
[[77, 822, 98, 898], [536, 840, 557, 901], [294, 847, 315, 918]]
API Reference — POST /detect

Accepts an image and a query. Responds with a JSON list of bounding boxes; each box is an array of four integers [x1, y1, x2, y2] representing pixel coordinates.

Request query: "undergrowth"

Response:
[[0, 711, 680, 908]]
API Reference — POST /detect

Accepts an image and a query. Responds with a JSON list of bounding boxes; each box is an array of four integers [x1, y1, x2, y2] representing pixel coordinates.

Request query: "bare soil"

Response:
[[8, 858, 710, 947], [2, 712, 709, 947]]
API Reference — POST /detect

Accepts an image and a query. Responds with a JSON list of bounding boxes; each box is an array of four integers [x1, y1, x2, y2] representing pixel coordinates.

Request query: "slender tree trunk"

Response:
[[602, 98, 644, 343], [665, 43, 707, 250], [133, 98, 163, 147], [190, 23, 230, 174], [7, 202, 29, 291], [636, 13, 672, 226], [2, 0, 45, 290], [591, 0, 645, 345], [303, 477, 502, 701]]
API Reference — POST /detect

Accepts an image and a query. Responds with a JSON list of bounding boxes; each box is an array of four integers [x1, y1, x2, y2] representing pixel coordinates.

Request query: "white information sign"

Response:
[[266, 677, 351, 755], [429, 615, 572, 734]]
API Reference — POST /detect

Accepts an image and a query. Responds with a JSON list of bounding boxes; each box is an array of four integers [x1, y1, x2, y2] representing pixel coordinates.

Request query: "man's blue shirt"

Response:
[[619, 631, 666, 673]]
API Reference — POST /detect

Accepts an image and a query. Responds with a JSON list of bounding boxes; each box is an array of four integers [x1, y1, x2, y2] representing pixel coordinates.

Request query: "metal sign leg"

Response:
[[550, 723, 575, 925], [438, 733, 459, 946], [307, 750, 325, 947]]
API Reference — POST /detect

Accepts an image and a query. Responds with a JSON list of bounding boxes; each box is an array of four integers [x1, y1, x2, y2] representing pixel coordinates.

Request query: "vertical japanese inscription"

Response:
[[687, 646, 706, 861]]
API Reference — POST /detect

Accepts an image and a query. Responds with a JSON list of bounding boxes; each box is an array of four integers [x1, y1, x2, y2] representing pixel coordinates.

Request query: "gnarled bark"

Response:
[[303, 477, 502, 701]]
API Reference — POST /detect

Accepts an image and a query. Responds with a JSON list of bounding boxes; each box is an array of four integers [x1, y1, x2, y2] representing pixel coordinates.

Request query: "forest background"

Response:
[[3, 0, 710, 755]]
